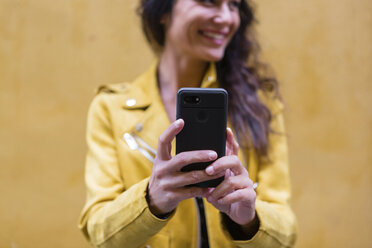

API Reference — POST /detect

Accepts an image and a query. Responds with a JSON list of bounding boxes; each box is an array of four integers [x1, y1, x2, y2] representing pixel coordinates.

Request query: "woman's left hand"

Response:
[[205, 128, 257, 227]]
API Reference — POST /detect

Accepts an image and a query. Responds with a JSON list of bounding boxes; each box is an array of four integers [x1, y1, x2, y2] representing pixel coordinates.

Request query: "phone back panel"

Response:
[[176, 88, 228, 187]]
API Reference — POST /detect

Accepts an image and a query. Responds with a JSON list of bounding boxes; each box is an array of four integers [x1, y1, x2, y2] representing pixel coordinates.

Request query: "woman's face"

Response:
[[163, 0, 241, 62]]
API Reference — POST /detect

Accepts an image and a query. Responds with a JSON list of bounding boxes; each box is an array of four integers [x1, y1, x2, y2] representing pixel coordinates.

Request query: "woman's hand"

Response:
[[205, 128, 257, 228], [147, 119, 225, 216]]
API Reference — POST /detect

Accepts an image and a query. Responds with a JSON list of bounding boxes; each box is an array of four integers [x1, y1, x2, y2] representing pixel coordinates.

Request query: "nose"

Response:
[[213, 4, 234, 25]]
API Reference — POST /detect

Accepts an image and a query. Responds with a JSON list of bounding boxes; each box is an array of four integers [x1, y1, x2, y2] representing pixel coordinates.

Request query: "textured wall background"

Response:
[[0, 0, 371, 247]]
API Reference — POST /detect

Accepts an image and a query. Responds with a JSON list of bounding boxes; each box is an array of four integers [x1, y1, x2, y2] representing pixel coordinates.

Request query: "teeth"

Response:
[[202, 31, 224, 40]]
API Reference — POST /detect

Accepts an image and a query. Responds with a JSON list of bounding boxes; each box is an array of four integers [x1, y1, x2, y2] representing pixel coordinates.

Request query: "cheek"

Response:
[[169, 21, 188, 45], [177, 18, 195, 43], [185, 22, 202, 48]]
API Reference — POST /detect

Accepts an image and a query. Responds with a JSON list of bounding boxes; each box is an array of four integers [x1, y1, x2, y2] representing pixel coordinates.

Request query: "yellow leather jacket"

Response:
[[78, 63, 297, 248]]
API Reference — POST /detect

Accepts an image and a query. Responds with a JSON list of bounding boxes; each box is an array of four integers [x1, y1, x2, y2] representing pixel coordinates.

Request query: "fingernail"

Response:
[[206, 165, 214, 175], [175, 119, 182, 128], [227, 127, 232, 132], [208, 151, 217, 160]]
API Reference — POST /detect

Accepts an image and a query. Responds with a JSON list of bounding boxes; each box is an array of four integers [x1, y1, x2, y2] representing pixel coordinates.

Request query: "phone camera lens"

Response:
[[184, 95, 201, 104]]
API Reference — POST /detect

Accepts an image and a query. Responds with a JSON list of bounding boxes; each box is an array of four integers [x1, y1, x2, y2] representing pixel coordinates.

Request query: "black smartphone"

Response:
[[176, 88, 228, 188]]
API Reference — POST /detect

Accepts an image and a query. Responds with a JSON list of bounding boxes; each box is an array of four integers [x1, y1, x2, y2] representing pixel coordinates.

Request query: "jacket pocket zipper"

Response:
[[123, 132, 156, 162]]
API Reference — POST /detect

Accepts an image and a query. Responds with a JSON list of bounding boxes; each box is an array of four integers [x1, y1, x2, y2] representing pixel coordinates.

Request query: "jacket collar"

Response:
[[200, 63, 218, 89], [122, 61, 219, 109], [120, 63, 158, 109]]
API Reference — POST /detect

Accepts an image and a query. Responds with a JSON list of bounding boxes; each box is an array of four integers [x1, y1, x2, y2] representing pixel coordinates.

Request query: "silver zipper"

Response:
[[123, 132, 156, 162], [134, 134, 157, 156]]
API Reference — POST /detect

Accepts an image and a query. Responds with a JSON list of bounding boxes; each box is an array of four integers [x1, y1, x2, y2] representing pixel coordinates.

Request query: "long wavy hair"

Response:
[[138, 0, 280, 157]]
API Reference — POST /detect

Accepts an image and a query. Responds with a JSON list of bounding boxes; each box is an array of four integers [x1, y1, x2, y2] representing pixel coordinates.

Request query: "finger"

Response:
[[225, 168, 234, 178], [152, 150, 217, 183], [216, 188, 256, 206], [205, 155, 246, 176], [205, 191, 229, 213], [157, 119, 184, 160], [170, 150, 217, 171], [171, 170, 225, 188], [226, 128, 239, 156], [173, 186, 210, 202], [207, 175, 251, 202]]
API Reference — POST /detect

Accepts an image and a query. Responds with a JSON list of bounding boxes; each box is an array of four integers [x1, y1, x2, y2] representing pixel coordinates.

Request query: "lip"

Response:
[[201, 29, 229, 36], [198, 29, 229, 46]]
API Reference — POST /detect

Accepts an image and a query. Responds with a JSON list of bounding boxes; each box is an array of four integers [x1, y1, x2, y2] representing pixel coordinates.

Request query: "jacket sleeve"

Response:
[[222, 101, 298, 248], [78, 94, 170, 248]]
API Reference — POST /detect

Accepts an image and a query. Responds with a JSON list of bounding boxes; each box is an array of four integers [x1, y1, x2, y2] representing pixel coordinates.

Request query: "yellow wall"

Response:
[[257, 1, 372, 247], [0, 0, 371, 247]]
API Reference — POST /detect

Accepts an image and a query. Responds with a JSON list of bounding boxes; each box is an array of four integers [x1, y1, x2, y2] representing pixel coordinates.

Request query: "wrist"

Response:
[[146, 184, 174, 219], [240, 212, 260, 238], [222, 212, 260, 240]]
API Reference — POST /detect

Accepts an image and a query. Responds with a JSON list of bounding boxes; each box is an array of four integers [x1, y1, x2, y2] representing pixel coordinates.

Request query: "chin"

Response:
[[201, 50, 225, 62]]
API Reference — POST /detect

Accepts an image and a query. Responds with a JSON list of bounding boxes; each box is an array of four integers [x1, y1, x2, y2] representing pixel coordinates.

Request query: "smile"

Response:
[[199, 30, 228, 45]]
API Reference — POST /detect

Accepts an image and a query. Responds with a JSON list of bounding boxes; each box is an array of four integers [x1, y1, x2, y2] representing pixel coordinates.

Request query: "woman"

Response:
[[79, 0, 297, 247]]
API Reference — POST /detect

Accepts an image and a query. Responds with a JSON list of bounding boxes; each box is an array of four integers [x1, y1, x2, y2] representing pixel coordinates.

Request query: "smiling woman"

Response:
[[78, 0, 297, 247]]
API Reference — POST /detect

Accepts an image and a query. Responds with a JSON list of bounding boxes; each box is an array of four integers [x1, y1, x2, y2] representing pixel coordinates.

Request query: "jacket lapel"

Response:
[[120, 62, 170, 159]]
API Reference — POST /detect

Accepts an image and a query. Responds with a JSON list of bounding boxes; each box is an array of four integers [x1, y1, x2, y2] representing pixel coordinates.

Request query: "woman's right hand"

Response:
[[147, 119, 224, 216]]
